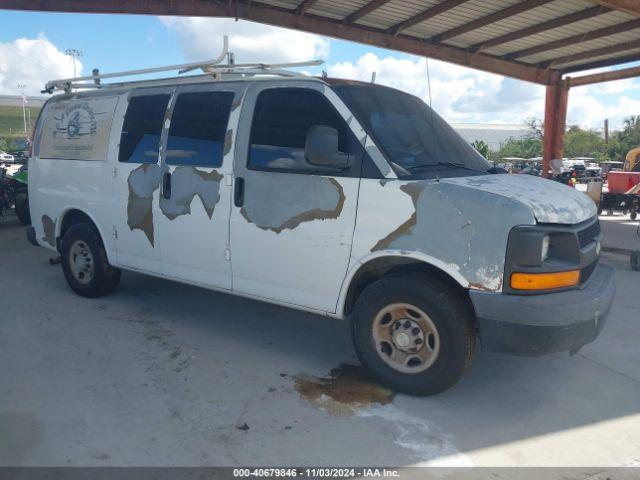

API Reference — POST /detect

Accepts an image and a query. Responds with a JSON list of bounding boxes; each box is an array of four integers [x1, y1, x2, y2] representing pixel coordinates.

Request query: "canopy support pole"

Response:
[[542, 79, 569, 177]]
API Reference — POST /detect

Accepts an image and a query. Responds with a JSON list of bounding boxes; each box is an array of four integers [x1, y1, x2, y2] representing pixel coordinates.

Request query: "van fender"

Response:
[[56, 206, 116, 265], [335, 249, 470, 318]]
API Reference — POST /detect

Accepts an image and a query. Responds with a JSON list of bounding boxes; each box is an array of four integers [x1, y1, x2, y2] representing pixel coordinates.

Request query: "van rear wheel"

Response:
[[351, 274, 475, 396], [61, 223, 121, 298]]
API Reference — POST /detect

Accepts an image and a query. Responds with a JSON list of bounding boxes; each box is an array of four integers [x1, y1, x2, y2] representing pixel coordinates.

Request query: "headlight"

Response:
[[541, 235, 550, 263]]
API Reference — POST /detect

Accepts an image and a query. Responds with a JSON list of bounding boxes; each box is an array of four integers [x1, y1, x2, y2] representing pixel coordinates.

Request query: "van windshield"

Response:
[[332, 83, 491, 179]]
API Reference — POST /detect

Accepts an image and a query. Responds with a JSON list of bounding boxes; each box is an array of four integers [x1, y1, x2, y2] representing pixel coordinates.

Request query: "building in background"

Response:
[[452, 123, 530, 152]]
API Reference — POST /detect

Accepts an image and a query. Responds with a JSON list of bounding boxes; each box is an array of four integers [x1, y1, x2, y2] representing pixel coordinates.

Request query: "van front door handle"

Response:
[[162, 171, 171, 199], [234, 177, 245, 207]]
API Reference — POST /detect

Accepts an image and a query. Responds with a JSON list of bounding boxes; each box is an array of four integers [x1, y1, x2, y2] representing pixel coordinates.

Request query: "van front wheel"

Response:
[[61, 223, 121, 298], [351, 274, 475, 396]]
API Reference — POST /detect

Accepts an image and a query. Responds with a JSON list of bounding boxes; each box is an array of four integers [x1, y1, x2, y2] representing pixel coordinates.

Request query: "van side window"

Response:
[[166, 91, 234, 168], [119, 94, 170, 163], [248, 88, 353, 174]]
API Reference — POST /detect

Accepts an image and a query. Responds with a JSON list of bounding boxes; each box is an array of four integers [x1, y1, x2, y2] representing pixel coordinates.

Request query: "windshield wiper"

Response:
[[407, 161, 487, 173]]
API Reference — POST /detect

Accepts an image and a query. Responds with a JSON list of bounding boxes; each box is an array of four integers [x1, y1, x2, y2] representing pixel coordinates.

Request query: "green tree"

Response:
[[0, 137, 11, 152], [563, 125, 608, 161], [608, 115, 640, 161], [471, 139, 489, 158], [491, 117, 543, 161]]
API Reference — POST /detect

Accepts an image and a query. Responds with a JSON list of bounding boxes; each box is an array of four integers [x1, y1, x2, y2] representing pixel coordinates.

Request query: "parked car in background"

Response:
[[11, 151, 29, 164], [0, 151, 15, 163]]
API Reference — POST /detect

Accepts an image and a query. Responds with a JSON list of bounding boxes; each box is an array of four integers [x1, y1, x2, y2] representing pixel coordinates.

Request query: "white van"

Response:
[[27, 62, 615, 395]]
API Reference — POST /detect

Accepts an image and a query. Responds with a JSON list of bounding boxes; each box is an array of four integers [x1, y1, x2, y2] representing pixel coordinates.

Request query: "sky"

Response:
[[1, 10, 639, 131]]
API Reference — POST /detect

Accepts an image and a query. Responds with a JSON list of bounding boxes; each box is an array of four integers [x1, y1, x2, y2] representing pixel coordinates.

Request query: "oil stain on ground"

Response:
[[294, 364, 394, 417]]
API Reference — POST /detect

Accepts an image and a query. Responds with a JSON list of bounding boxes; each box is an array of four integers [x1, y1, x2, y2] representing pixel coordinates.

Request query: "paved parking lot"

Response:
[[1, 212, 640, 468]]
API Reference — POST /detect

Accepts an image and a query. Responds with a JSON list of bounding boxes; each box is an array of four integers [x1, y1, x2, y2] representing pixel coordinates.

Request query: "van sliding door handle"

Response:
[[162, 172, 171, 199], [234, 177, 245, 207]]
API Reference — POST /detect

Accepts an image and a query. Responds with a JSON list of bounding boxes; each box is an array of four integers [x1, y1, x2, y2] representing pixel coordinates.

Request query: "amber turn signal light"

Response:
[[510, 270, 580, 290]]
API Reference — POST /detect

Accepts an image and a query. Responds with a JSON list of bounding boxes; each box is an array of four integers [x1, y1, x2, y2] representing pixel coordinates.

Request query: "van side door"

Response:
[[156, 84, 242, 288], [112, 88, 172, 273], [229, 83, 364, 313]]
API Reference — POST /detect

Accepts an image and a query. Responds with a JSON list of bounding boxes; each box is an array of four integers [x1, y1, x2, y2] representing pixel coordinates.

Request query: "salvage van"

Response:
[[28, 57, 615, 395]]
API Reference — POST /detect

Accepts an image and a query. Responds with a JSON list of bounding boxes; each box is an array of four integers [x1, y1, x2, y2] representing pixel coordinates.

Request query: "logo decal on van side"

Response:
[[53, 102, 101, 139], [39, 96, 119, 161]]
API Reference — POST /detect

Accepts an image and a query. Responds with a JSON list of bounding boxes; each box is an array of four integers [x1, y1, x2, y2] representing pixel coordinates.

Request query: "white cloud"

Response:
[[160, 17, 329, 64], [327, 52, 640, 131], [327, 53, 545, 125], [567, 89, 640, 131], [0, 34, 81, 96]]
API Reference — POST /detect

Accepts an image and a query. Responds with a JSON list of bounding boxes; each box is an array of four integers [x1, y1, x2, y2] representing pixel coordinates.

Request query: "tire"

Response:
[[14, 193, 30, 225], [61, 223, 121, 298], [351, 273, 476, 396], [630, 210, 637, 221], [597, 205, 603, 216], [632, 252, 640, 272]]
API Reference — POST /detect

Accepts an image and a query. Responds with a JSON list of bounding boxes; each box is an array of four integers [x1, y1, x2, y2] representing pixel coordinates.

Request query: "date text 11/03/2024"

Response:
[[233, 468, 400, 477]]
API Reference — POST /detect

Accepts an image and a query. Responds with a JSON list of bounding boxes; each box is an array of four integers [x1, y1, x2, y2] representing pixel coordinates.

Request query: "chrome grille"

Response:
[[577, 219, 600, 249]]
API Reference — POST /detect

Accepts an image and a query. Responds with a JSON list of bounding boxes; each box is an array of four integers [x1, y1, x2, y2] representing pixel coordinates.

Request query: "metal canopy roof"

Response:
[[0, 0, 639, 85]]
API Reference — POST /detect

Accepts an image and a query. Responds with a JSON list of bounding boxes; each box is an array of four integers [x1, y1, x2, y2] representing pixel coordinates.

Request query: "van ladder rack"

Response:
[[43, 36, 323, 94]]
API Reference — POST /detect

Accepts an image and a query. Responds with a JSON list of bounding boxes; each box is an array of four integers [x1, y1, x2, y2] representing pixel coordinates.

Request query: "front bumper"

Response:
[[470, 263, 615, 356]]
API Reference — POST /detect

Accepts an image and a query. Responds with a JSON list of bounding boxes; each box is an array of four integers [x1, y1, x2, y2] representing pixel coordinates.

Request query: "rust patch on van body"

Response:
[[127, 163, 160, 246], [231, 93, 243, 112], [41, 215, 56, 247], [370, 179, 535, 291], [223, 130, 233, 156], [294, 364, 394, 417], [126, 164, 224, 245], [241, 176, 346, 233], [159, 167, 223, 220], [372, 183, 422, 251]]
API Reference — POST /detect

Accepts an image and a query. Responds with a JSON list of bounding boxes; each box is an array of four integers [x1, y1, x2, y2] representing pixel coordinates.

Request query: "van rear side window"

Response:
[[119, 94, 170, 163], [166, 91, 234, 168]]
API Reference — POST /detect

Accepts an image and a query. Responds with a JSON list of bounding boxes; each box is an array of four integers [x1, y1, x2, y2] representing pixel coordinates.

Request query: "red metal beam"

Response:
[[343, 0, 393, 25], [561, 52, 640, 73], [543, 38, 640, 68], [0, 0, 559, 84], [567, 65, 640, 87], [508, 18, 640, 60], [471, 6, 611, 53], [429, 0, 554, 44], [387, 0, 470, 36], [542, 80, 569, 178], [594, 0, 640, 17]]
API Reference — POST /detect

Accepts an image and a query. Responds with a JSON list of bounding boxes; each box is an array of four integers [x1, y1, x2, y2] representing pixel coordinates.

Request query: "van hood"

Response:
[[440, 174, 596, 224]]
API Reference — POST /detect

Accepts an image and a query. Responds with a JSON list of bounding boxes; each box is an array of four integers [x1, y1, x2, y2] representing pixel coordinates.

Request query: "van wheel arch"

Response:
[[58, 209, 103, 251], [343, 257, 473, 318]]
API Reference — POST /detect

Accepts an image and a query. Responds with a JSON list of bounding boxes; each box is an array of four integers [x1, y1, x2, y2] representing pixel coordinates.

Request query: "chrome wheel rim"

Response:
[[372, 302, 440, 374], [69, 240, 94, 285]]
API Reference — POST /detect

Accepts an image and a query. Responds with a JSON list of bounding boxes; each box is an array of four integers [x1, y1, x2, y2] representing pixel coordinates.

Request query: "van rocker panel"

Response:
[[470, 263, 615, 356]]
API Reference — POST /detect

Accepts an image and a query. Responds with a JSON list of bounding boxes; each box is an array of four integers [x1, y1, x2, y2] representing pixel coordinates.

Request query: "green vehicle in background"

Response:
[[0, 163, 30, 225]]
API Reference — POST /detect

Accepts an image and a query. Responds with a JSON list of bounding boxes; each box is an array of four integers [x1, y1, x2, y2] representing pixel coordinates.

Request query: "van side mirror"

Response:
[[305, 125, 350, 169]]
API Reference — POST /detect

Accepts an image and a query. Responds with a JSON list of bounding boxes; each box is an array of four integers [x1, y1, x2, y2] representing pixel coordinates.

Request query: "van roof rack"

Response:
[[43, 36, 323, 94]]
